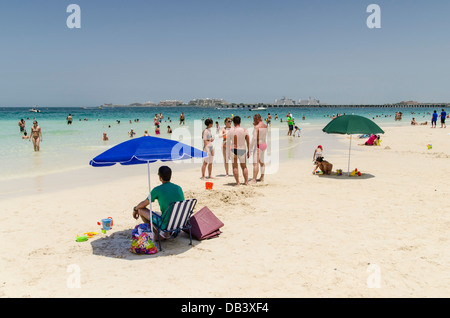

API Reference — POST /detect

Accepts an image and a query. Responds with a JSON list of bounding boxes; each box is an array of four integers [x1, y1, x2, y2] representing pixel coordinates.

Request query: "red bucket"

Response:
[[205, 182, 213, 190]]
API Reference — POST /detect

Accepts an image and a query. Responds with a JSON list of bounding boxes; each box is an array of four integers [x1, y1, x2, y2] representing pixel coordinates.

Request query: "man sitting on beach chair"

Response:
[[132, 166, 185, 241]]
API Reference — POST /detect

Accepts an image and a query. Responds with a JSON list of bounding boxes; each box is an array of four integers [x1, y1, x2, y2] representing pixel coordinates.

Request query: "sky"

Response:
[[1, 0, 450, 107]]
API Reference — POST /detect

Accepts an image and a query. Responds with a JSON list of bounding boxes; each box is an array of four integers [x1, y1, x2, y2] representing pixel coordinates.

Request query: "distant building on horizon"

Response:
[[274, 96, 296, 106], [188, 98, 228, 107], [298, 97, 320, 106]]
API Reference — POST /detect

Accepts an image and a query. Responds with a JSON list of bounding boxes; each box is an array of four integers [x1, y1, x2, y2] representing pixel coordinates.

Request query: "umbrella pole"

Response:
[[147, 161, 154, 238], [347, 135, 352, 176]]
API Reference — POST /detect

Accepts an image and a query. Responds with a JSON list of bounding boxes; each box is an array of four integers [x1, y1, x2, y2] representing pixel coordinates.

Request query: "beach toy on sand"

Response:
[[97, 217, 114, 230], [97, 217, 113, 227], [76, 235, 88, 242], [101, 218, 112, 230], [427, 144, 432, 150], [84, 232, 99, 238], [205, 182, 213, 190], [336, 169, 343, 176]]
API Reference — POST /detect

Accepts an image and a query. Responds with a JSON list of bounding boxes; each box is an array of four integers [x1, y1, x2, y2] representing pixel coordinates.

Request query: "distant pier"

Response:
[[218, 103, 449, 109]]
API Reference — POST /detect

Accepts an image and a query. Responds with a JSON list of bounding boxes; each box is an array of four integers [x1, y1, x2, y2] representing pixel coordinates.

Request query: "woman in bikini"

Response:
[[30, 120, 42, 152], [201, 118, 215, 180], [219, 118, 232, 177], [250, 114, 267, 183], [312, 145, 323, 174]]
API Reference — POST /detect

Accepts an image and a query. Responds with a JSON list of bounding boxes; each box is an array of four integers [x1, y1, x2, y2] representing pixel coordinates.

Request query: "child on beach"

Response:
[[155, 125, 160, 135], [293, 126, 301, 137], [167, 126, 172, 134], [363, 134, 378, 146], [315, 157, 333, 175]]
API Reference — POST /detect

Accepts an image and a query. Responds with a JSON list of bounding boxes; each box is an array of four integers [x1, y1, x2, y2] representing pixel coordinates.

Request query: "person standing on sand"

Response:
[[287, 114, 294, 136], [440, 108, 446, 128], [201, 118, 215, 180], [431, 110, 438, 128], [249, 114, 267, 184], [30, 120, 42, 152], [312, 145, 323, 174], [226, 116, 250, 186], [219, 118, 232, 177]]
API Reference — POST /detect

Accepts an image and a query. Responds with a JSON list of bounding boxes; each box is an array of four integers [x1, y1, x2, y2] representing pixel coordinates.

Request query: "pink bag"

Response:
[[189, 206, 224, 240]]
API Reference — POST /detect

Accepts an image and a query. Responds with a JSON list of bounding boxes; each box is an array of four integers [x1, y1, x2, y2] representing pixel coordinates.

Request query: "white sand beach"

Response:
[[1, 125, 449, 298]]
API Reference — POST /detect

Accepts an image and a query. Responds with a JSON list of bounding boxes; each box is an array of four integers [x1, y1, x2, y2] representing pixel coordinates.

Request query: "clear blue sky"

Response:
[[1, 0, 450, 106]]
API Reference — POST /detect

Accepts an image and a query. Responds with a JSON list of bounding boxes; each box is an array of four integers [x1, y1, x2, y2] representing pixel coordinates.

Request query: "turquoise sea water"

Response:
[[0, 105, 435, 186]]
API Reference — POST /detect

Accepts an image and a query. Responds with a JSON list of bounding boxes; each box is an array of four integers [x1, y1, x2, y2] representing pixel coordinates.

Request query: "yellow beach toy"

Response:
[[84, 232, 99, 238]]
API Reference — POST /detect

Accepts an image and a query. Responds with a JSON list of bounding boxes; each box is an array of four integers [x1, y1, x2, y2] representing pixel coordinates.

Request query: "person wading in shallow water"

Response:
[[30, 120, 42, 152]]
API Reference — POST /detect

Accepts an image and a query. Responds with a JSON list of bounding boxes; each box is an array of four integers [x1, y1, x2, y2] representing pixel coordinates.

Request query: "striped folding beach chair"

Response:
[[151, 199, 197, 251]]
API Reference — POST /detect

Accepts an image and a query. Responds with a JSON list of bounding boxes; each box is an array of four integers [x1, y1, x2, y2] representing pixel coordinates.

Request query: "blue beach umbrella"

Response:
[[89, 136, 207, 233]]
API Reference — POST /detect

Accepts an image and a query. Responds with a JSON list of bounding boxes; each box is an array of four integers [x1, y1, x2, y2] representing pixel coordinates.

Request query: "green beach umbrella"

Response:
[[322, 115, 384, 175]]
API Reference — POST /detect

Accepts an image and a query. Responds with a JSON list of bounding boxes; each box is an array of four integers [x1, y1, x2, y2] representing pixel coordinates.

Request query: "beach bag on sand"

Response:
[[186, 206, 224, 240], [130, 223, 158, 254]]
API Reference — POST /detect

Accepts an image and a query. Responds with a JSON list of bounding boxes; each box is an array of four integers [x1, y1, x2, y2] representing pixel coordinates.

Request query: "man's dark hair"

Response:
[[233, 116, 241, 125], [158, 166, 172, 182]]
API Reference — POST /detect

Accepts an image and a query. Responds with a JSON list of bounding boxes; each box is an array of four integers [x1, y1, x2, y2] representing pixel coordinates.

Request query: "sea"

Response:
[[0, 105, 435, 198]]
